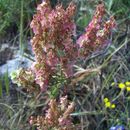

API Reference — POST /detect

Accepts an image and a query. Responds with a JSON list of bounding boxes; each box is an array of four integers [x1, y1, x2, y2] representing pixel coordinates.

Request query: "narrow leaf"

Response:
[[0, 77, 3, 97], [4, 69, 10, 95]]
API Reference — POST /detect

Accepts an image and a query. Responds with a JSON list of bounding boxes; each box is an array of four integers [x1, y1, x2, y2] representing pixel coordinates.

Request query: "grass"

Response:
[[19, 0, 24, 54], [0, 0, 130, 130], [0, 0, 38, 52]]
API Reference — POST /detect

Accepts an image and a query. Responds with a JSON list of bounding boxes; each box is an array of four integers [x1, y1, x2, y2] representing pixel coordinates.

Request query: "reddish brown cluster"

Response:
[[29, 96, 75, 130], [9, 1, 116, 129], [77, 3, 116, 57], [11, 1, 115, 93], [30, 0, 78, 91], [11, 68, 40, 93], [30, 1, 116, 91]]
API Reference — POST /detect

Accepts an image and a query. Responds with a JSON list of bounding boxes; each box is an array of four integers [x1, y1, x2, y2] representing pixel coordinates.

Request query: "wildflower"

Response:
[[118, 83, 126, 89], [110, 126, 116, 130], [29, 96, 75, 130], [126, 87, 130, 92], [77, 3, 116, 57], [125, 81, 130, 86], [105, 101, 111, 108], [30, 0, 78, 90], [110, 125, 125, 130], [104, 98, 116, 109], [12, 0, 116, 92], [110, 103, 116, 109], [104, 98, 109, 103]]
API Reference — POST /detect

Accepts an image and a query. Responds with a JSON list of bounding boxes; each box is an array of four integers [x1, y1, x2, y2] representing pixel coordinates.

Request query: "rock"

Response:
[[0, 51, 33, 76], [0, 43, 14, 65], [0, 42, 33, 76]]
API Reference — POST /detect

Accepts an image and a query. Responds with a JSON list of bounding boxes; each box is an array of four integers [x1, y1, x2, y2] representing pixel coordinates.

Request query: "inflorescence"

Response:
[[10, 0, 116, 129]]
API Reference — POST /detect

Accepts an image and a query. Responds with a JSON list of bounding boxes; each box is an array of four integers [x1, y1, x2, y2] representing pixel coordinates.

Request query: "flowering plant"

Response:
[[10, 0, 116, 129], [29, 96, 75, 130], [11, 0, 115, 92]]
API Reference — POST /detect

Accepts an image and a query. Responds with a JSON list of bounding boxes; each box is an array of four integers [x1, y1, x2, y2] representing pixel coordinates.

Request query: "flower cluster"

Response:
[[10, 1, 116, 129], [29, 1, 116, 91], [118, 82, 130, 91], [29, 96, 75, 130], [30, 0, 78, 91], [111, 81, 130, 91], [10, 68, 39, 93], [77, 3, 116, 57], [104, 98, 116, 109]]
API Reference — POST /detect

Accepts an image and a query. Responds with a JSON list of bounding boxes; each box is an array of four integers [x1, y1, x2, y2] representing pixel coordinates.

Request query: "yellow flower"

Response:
[[105, 101, 111, 108], [104, 98, 109, 103], [118, 83, 125, 89], [111, 104, 116, 109], [126, 87, 130, 92], [125, 81, 130, 86]]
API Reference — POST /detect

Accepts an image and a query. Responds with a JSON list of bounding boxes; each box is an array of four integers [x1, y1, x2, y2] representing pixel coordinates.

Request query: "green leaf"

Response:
[[57, 49, 65, 57], [0, 77, 3, 97], [4, 69, 10, 95]]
